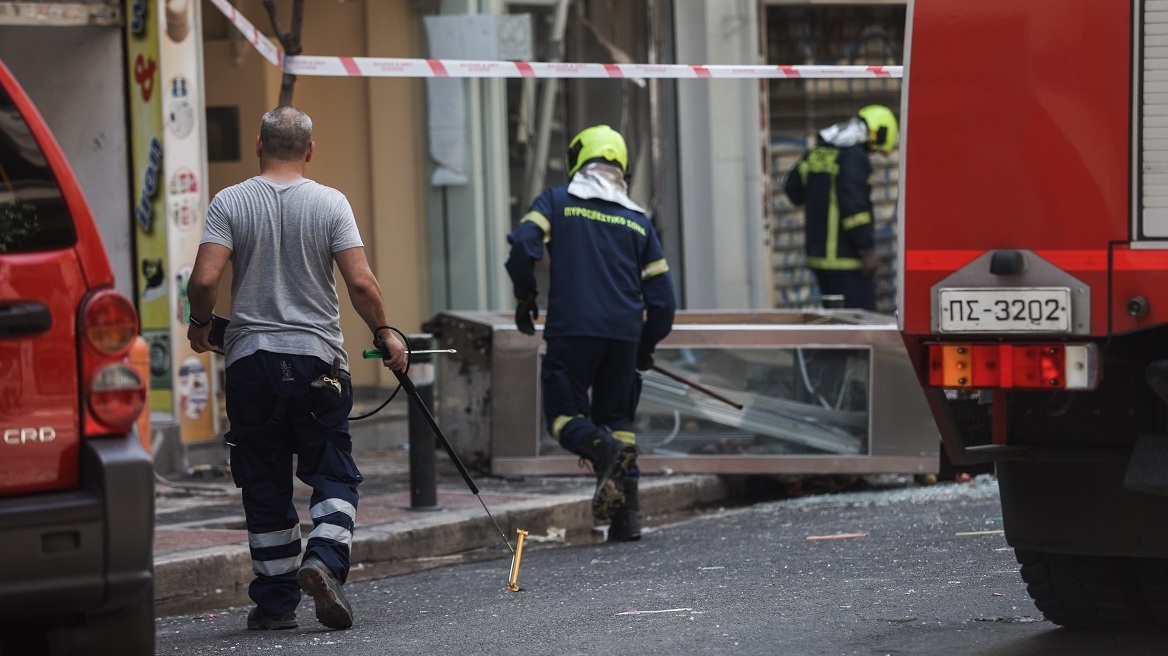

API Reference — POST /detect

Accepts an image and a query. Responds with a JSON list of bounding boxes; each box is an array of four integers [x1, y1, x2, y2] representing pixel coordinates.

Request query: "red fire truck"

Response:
[[900, 0, 1168, 628]]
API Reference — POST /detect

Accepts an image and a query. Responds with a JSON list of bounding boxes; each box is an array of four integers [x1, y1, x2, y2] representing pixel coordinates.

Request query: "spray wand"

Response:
[[369, 329, 515, 555]]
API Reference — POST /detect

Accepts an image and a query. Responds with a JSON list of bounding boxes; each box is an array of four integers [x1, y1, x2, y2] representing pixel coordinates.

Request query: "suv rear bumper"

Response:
[[0, 433, 154, 618]]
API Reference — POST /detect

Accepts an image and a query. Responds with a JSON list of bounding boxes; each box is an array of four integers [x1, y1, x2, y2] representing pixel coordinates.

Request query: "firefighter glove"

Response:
[[515, 293, 539, 335], [860, 250, 879, 276], [636, 351, 654, 371]]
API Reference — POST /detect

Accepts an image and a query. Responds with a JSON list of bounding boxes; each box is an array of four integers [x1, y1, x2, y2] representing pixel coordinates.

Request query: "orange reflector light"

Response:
[[927, 343, 1098, 390]]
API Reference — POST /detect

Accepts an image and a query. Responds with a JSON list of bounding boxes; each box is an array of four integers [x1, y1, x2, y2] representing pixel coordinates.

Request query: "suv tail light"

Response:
[[90, 364, 146, 429], [927, 342, 1100, 391], [80, 289, 146, 435], [83, 289, 138, 354]]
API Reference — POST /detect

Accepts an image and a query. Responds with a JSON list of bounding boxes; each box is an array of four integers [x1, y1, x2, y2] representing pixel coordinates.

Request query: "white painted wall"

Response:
[[673, 0, 769, 309]]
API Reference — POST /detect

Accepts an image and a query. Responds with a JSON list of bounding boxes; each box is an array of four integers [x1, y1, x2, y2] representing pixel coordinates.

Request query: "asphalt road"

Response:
[[155, 476, 1167, 655]]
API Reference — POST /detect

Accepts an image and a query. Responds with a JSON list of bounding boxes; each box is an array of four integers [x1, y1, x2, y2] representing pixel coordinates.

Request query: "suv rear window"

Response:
[[0, 84, 76, 254]]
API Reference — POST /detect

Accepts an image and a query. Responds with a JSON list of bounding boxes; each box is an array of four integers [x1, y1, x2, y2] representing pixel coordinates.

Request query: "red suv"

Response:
[[0, 59, 153, 653]]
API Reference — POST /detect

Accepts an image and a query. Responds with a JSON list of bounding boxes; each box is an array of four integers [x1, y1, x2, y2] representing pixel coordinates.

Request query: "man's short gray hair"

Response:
[[260, 107, 313, 160]]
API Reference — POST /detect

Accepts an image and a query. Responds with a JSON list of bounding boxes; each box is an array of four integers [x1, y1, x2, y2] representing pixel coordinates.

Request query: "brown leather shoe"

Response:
[[297, 556, 353, 630], [246, 606, 297, 630]]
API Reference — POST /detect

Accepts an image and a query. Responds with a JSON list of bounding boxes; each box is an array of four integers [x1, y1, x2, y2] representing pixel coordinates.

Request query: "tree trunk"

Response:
[[262, 0, 305, 106]]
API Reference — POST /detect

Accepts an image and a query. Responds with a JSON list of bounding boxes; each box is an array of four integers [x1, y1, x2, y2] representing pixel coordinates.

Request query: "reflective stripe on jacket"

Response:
[[782, 142, 875, 270]]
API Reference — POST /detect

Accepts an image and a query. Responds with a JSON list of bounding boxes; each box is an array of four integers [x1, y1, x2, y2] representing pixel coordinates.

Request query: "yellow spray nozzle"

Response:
[[506, 528, 530, 592]]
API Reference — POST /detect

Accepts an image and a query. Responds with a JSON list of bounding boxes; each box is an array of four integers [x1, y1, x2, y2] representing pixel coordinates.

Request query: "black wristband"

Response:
[[373, 325, 392, 337], [189, 315, 209, 327]]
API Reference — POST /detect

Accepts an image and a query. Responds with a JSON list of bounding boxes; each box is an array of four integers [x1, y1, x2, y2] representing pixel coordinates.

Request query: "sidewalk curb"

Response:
[[154, 475, 729, 616]]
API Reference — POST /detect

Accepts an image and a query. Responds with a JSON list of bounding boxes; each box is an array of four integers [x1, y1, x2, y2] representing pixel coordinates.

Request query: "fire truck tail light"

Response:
[[927, 343, 1098, 390], [1063, 345, 1095, 390]]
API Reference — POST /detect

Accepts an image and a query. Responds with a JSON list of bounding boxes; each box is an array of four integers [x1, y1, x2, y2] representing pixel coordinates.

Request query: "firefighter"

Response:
[[505, 125, 676, 541], [783, 104, 899, 311]]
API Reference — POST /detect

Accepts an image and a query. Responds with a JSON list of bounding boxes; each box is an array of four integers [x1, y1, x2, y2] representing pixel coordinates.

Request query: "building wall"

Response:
[[201, 0, 428, 388], [365, 1, 430, 386]]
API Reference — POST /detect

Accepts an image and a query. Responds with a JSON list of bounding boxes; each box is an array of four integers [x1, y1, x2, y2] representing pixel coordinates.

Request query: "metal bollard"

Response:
[[407, 333, 438, 510]]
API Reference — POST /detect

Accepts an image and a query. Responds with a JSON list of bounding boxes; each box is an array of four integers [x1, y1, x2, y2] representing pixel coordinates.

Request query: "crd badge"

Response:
[[3, 427, 57, 444]]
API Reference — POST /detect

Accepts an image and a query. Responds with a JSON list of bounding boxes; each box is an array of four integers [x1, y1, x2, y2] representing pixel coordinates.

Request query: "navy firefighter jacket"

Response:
[[505, 183, 676, 351], [783, 142, 876, 271]]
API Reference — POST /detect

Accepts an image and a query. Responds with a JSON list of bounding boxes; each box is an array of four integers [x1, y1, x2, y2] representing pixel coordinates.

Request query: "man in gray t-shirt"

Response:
[[186, 107, 406, 632], [201, 175, 362, 370]]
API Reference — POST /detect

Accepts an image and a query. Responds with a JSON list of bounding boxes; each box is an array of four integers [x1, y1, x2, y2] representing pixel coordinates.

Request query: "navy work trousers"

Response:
[[225, 350, 361, 616]]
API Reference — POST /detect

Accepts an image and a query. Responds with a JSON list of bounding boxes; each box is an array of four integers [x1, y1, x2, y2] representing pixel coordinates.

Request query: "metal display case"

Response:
[[430, 310, 940, 477]]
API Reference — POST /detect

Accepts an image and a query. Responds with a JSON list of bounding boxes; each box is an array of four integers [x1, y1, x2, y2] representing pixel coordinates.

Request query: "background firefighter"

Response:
[[783, 104, 899, 311]]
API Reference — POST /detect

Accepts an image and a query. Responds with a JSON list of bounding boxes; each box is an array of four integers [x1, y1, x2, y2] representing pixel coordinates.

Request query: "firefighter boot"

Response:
[[608, 475, 642, 542], [579, 429, 636, 523]]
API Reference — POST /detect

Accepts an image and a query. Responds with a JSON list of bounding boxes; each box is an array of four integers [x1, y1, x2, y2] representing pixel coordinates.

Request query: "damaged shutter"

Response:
[[1142, 0, 1168, 237]]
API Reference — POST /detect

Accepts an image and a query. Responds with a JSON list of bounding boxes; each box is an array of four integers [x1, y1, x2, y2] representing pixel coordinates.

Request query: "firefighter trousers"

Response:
[[542, 336, 639, 460], [811, 269, 876, 311], [224, 350, 362, 616]]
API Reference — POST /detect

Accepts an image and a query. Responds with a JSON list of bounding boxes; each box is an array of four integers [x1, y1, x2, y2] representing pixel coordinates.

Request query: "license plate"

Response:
[[938, 287, 1071, 333]]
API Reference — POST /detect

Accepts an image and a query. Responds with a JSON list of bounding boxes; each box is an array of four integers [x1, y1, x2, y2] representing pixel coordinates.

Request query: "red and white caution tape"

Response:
[[210, 1, 902, 80], [285, 57, 901, 79], [208, 0, 282, 68]]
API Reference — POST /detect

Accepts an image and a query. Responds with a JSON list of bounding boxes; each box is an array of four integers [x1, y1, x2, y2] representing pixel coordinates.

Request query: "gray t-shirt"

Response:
[[201, 176, 363, 370]]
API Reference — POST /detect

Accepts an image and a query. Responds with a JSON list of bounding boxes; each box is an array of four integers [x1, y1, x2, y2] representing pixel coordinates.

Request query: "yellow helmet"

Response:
[[857, 105, 899, 154], [566, 125, 628, 177]]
